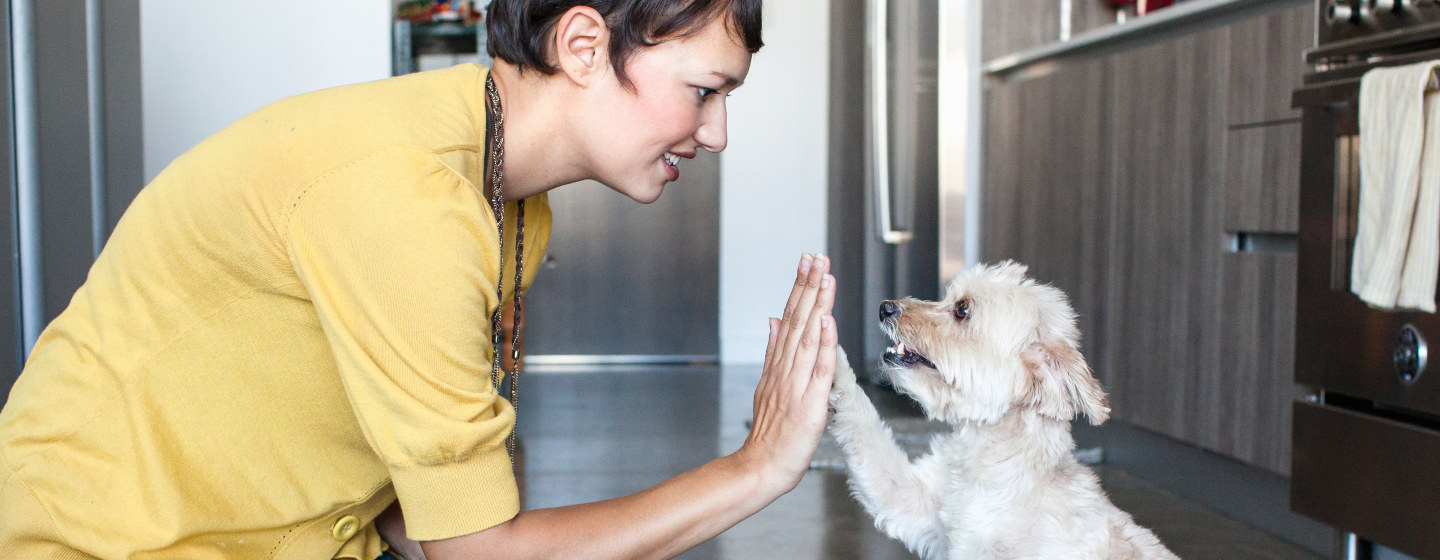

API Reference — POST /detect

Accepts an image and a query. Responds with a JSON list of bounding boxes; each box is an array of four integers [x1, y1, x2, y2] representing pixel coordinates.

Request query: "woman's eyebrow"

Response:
[[711, 71, 743, 88]]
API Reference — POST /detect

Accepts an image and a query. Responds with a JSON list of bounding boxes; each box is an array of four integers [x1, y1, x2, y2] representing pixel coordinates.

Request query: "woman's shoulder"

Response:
[[228, 64, 490, 160]]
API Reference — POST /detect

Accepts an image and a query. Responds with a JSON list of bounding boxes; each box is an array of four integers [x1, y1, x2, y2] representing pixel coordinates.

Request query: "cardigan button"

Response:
[[331, 515, 360, 541]]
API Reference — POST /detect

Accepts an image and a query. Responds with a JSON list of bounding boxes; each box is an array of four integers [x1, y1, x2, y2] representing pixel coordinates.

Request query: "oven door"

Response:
[[1291, 64, 1440, 559], [1293, 75, 1440, 416]]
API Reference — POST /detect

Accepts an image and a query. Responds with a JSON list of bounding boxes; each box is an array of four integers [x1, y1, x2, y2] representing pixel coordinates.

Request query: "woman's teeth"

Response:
[[663, 153, 680, 166]]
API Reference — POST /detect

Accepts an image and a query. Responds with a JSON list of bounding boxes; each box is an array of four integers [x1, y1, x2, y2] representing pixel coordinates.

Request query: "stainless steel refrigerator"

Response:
[[1, 0, 144, 396], [829, 0, 947, 377]]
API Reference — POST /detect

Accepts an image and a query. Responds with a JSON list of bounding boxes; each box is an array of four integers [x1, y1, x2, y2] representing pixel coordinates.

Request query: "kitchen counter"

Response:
[[984, 0, 1310, 77]]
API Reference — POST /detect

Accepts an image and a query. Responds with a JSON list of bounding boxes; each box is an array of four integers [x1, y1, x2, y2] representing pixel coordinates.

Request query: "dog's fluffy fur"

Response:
[[828, 261, 1179, 560]]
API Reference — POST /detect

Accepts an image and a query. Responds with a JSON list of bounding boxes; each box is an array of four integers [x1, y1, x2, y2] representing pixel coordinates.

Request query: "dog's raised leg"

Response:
[[829, 348, 948, 559]]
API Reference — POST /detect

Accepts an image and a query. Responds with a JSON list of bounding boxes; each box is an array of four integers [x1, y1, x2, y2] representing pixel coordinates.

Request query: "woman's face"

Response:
[[582, 18, 753, 203]]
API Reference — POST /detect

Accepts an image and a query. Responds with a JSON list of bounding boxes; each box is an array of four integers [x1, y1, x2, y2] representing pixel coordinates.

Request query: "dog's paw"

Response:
[[833, 346, 858, 389], [830, 348, 863, 415]]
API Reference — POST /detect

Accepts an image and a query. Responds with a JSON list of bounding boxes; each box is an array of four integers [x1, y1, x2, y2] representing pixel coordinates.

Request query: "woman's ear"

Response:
[[553, 6, 609, 85]]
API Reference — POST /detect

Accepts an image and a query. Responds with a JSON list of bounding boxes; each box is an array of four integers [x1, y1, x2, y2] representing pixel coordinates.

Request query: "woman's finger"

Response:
[[806, 315, 839, 404], [770, 254, 815, 369], [779, 256, 829, 374], [787, 302, 825, 393], [812, 272, 837, 324], [787, 273, 834, 391], [754, 317, 780, 411], [762, 317, 780, 367]]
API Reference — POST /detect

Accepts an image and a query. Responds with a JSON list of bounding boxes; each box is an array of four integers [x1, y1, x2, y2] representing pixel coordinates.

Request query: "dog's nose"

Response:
[[879, 300, 900, 323]]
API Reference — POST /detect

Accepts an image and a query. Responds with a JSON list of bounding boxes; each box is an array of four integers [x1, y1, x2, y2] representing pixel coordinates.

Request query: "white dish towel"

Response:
[[1354, 60, 1440, 313]]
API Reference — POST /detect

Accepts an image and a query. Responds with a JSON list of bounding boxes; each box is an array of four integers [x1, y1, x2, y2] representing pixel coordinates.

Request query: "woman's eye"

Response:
[[952, 300, 969, 321], [696, 87, 719, 101]]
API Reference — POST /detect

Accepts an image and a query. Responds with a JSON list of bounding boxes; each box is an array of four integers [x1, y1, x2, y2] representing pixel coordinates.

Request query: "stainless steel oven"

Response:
[[1293, 2, 1440, 558]]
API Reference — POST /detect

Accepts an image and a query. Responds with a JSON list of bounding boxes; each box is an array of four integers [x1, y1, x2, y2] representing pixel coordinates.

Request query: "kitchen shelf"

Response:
[[983, 0, 1310, 77], [409, 21, 478, 38], [392, 19, 489, 76]]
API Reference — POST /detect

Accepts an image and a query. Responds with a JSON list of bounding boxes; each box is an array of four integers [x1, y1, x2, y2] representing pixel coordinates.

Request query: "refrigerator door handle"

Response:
[[867, 0, 913, 245]]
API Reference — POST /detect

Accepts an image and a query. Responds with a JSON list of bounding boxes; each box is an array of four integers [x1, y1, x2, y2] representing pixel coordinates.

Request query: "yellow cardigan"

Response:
[[0, 64, 550, 559]]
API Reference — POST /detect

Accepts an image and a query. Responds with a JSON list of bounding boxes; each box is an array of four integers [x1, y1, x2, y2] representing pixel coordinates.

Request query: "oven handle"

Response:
[[1292, 78, 1360, 110], [1299, 44, 1440, 109]]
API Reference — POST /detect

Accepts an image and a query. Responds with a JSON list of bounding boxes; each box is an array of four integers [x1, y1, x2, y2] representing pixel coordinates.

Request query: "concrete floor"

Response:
[[515, 364, 1324, 559]]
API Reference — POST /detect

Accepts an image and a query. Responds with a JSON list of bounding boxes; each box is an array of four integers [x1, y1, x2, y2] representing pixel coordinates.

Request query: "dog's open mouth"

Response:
[[882, 341, 936, 369]]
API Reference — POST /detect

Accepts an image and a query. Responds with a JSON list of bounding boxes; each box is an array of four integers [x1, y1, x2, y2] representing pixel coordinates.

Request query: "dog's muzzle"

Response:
[[878, 300, 936, 369]]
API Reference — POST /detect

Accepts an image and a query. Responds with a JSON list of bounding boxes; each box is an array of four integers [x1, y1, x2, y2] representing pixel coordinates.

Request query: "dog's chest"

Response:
[[933, 452, 1114, 558], [939, 492, 1108, 559]]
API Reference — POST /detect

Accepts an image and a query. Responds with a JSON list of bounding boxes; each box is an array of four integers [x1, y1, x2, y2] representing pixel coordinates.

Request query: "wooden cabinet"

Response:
[[1218, 252, 1297, 473], [1105, 27, 1231, 451], [1216, 121, 1301, 474], [981, 5, 1313, 475], [1215, 4, 1309, 474], [1224, 123, 1302, 234], [1227, 3, 1315, 127], [982, 58, 1114, 386]]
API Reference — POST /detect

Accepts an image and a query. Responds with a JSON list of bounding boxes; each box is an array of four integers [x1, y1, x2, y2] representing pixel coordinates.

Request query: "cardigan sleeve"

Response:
[[284, 147, 531, 541]]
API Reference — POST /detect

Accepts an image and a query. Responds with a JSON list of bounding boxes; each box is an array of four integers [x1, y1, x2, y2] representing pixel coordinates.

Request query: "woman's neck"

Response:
[[487, 61, 589, 200]]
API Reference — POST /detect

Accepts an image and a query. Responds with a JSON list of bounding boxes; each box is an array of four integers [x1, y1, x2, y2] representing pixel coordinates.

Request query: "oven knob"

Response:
[[1375, 0, 1415, 11], [1356, 0, 1374, 18], [1326, 0, 1356, 23], [1394, 324, 1427, 385]]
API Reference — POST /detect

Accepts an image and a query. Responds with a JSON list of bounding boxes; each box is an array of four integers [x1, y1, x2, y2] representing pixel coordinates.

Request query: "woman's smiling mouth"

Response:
[[662, 152, 689, 182]]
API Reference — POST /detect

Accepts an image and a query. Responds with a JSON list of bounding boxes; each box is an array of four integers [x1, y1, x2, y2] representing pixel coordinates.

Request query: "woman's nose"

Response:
[[695, 102, 728, 153]]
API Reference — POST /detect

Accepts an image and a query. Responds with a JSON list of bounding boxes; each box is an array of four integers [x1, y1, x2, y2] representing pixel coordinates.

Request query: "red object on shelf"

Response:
[[1109, 0, 1174, 15], [397, 0, 480, 24], [1138, 0, 1174, 15]]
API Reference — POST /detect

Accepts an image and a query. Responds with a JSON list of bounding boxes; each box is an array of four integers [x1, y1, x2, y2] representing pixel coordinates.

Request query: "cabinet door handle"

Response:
[[868, 0, 913, 245], [1224, 231, 1298, 253]]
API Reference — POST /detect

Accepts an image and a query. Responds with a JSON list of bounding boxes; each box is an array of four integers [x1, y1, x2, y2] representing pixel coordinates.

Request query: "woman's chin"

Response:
[[596, 175, 667, 204], [616, 183, 665, 204], [634, 187, 664, 204]]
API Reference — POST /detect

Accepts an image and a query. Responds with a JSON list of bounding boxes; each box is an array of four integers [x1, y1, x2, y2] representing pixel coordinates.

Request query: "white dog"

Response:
[[828, 261, 1179, 560]]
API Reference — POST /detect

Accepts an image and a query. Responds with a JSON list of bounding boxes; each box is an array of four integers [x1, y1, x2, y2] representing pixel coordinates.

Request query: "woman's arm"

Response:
[[419, 254, 839, 560]]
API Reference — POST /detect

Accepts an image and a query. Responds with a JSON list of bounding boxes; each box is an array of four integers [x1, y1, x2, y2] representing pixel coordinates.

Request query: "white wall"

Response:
[[718, 0, 831, 364], [141, 1, 392, 181]]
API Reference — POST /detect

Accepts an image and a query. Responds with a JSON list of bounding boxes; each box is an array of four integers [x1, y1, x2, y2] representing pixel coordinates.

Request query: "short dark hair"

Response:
[[486, 0, 763, 88]]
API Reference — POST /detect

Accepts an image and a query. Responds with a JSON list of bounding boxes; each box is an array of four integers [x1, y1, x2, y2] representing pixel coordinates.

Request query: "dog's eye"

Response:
[[952, 300, 969, 321]]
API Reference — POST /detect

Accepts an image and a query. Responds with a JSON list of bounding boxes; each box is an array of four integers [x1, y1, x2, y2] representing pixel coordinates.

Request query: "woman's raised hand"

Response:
[[422, 254, 840, 560], [738, 253, 838, 494]]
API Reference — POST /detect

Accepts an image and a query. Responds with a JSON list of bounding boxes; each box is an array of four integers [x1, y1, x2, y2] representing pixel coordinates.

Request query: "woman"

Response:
[[0, 0, 841, 558]]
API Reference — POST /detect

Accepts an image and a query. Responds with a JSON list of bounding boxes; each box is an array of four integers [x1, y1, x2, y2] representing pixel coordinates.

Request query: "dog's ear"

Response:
[[1020, 290, 1110, 425]]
